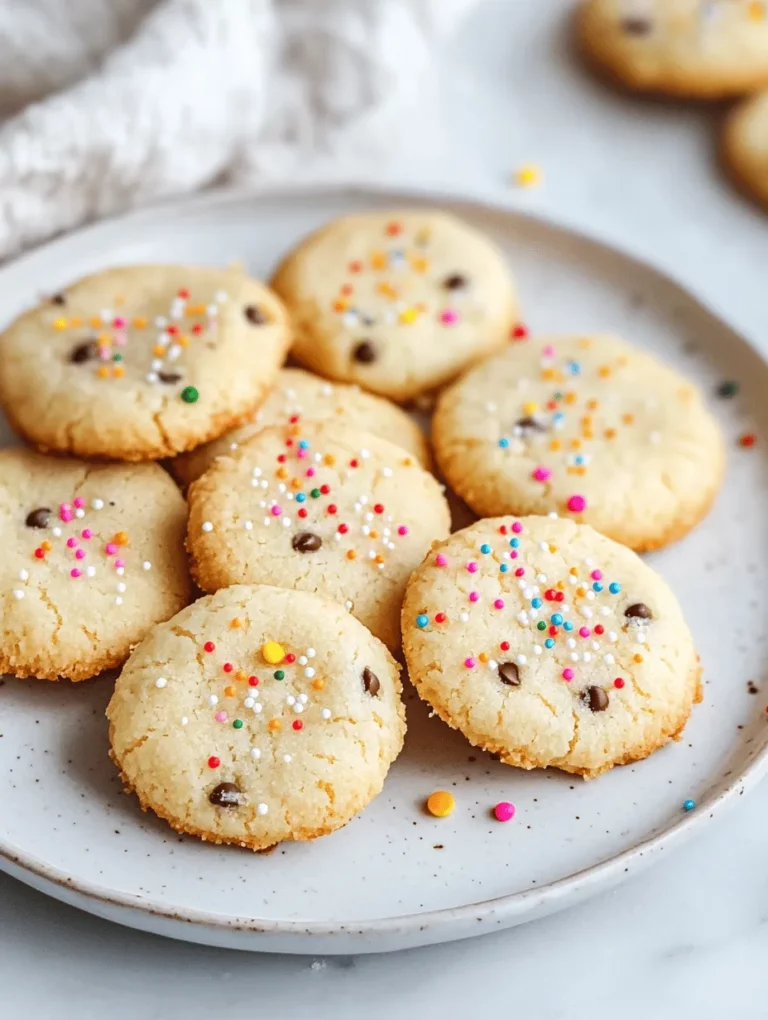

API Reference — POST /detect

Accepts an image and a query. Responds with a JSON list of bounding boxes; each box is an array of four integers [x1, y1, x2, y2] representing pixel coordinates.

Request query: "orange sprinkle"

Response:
[[369, 529, 379, 540], [113, 531, 129, 546], [376, 281, 397, 299], [570, 439, 582, 449], [98, 332, 112, 344], [598, 366, 611, 378], [187, 303, 206, 316], [564, 392, 577, 405], [224, 685, 236, 698], [346, 550, 357, 560], [582, 430, 594, 441], [633, 654, 644, 664], [385, 222, 402, 236], [290, 477, 302, 490], [622, 413, 634, 425], [402, 457, 413, 467], [97, 366, 110, 379], [133, 316, 148, 329], [177, 335, 190, 348], [578, 338, 593, 349], [569, 567, 579, 576], [586, 399, 599, 411], [375, 554, 385, 564], [230, 618, 242, 629], [324, 454, 336, 466], [268, 718, 282, 732], [152, 345, 166, 357], [236, 670, 248, 682], [41, 540, 52, 552], [370, 250, 386, 270], [332, 299, 348, 313], [349, 260, 363, 273], [70, 317, 82, 328], [604, 428, 617, 439], [288, 424, 302, 437], [549, 439, 561, 452], [276, 467, 288, 480], [541, 368, 556, 381], [581, 416, 592, 428], [575, 466, 587, 476], [549, 544, 558, 554], [312, 678, 325, 691], [341, 284, 353, 296], [576, 586, 586, 597], [478, 652, 489, 664], [410, 255, 428, 273], [112, 365, 125, 378], [90, 317, 102, 328]]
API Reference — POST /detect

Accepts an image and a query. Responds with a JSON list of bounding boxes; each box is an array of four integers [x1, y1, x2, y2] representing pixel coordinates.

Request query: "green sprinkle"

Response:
[[310, 488, 321, 499], [554, 392, 563, 400], [537, 620, 546, 631], [717, 380, 739, 399], [112, 353, 123, 362], [233, 719, 244, 730], [274, 669, 285, 681], [181, 385, 199, 404]]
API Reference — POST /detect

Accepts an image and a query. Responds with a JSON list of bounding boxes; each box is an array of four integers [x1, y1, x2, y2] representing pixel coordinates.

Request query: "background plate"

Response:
[[1, 184, 767, 954]]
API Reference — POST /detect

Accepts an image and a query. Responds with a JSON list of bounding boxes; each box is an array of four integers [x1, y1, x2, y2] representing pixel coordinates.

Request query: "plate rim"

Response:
[[1, 179, 766, 947]]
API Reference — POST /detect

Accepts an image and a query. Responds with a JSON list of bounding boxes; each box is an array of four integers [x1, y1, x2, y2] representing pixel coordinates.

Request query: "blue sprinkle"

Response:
[[298, 439, 310, 449], [592, 582, 604, 593], [568, 361, 581, 375], [531, 597, 542, 609], [416, 615, 429, 629], [563, 621, 574, 632], [510, 537, 520, 548], [683, 799, 696, 812], [498, 437, 510, 449], [545, 638, 555, 649], [480, 543, 492, 554], [551, 613, 563, 626], [574, 455, 585, 466], [609, 582, 621, 594], [553, 412, 565, 423], [295, 493, 306, 503], [500, 563, 509, 573]]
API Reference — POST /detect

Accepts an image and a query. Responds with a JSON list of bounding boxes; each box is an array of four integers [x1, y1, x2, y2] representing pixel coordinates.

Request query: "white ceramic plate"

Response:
[[1, 184, 767, 955]]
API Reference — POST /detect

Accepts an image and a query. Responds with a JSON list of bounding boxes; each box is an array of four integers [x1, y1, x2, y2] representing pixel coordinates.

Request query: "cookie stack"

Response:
[[576, 0, 768, 210], [0, 208, 724, 850]]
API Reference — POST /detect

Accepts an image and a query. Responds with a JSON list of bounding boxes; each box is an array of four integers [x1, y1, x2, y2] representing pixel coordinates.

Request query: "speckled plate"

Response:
[[2, 184, 768, 955]]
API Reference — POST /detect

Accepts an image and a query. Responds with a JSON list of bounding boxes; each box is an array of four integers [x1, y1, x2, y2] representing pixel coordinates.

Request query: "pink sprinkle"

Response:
[[468, 591, 480, 603], [75, 549, 86, 560], [579, 627, 591, 638], [113, 332, 127, 347], [105, 543, 118, 556], [493, 599, 505, 610], [70, 568, 81, 579], [305, 468, 316, 477], [59, 503, 73, 522], [512, 522, 523, 534], [66, 537, 78, 549], [543, 345, 555, 358], [591, 570, 602, 581], [73, 497, 85, 509], [271, 505, 282, 516], [98, 345, 111, 360], [464, 657, 476, 669], [567, 494, 587, 513], [435, 554, 448, 567], [515, 567, 525, 577], [113, 316, 126, 329], [397, 526, 408, 536], [114, 558, 125, 569], [297, 448, 308, 459], [509, 550, 518, 559], [562, 668, 574, 681], [494, 801, 516, 823], [440, 308, 460, 326], [81, 529, 92, 540], [215, 711, 227, 723], [532, 465, 551, 482], [466, 561, 478, 573]]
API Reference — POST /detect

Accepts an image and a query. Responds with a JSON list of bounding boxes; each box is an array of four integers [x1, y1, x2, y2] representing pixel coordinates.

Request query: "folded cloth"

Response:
[[0, 0, 475, 261]]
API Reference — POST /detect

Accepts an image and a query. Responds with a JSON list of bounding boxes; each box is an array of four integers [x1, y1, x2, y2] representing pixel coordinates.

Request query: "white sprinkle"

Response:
[[567, 638, 576, 649], [360, 448, 370, 459], [306, 648, 316, 658], [142, 561, 152, 571], [151, 358, 164, 371], [253, 703, 263, 714], [243, 520, 253, 531], [75, 508, 85, 519], [536, 573, 547, 584], [244, 697, 255, 709], [601, 606, 611, 616], [100, 308, 113, 323], [12, 589, 24, 600], [609, 631, 618, 643], [116, 567, 125, 576], [215, 290, 228, 303], [586, 590, 596, 601], [86, 566, 96, 578], [286, 695, 296, 706], [282, 518, 291, 528], [114, 596, 123, 605], [259, 479, 268, 489], [263, 517, 271, 526], [584, 558, 594, 567], [650, 431, 661, 444], [583, 652, 591, 663], [298, 656, 308, 666], [209, 695, 219, 706], [636, 631, 647, 644], [522, 587, 535, 600], [344, 600, 353, 610], [201, 521, 214, 533], [155, 316, 168, 328], [52, 527, 62, 537], [581, 606, 593, 618], [517, 611, 529, 625], [604, 653, 615, 665], [299, 693, 308, 704], [321, 708, 331, 719], [487, 659, 498, 671], [592, 641, 600, 651], [304, 667, 316, 679], [255, 803, 270, 818], [293, 703, 304, 713], [516, 654, 527, 666], [18, 569, 28, 581], [155, 677, 167, 689], [362, 525, 371, 536], [570, 652, 579, 662], [147, 369, 159, 383], [282, 754, 292, 764], [381, 467, 393, 478], [91, 499, 104, 510], [533, 645, 542, 655], [459, 611, 469, 622], [168, 344, 181, 360], [539, 541, 549, 551], [251, 748, 261, 760]]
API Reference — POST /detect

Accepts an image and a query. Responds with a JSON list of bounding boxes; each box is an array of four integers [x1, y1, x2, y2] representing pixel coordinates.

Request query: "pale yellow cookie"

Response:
[[186, 420, 451, 651], [0, 447, 191, 681], [723, 90, 768, 208], [578, 0, 768, 98], [271, 210, 518, 403], [402, 516, 701, 779], [107, 584, 405, 850], [0, 265, 290, 461], [432, 334, 724, 552], [168, 367, 431, 489]]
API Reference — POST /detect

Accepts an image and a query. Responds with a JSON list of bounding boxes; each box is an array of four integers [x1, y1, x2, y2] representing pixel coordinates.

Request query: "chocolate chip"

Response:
[[625, 603, 652, 621], [621, 17, 652, 35], [362, 667, 380, 697], [443, 274, 468, 290], [208, 782, 243, 807], [292, 531, 322, 553], [244, 305, 267, 326], [50, 293, 66, 305], [25, 507, 51, 529], [69, 340, 99, 363], [158, 371, 182, 384], [515, 416, 544, 434], [497, 662, 521, 686], [353, 340, 377, 364], [583, 686, 609, 713]]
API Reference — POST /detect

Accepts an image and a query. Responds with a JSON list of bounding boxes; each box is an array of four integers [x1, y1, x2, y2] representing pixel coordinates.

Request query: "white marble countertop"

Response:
[[3, 2, 768, 1016]]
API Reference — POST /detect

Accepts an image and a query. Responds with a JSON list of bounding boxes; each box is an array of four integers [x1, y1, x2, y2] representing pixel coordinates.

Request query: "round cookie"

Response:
[[271, 210, 518, 403], [0, 447, 191, 681], [723, 90, 768, 209], [186, 420, 451, 651], [402, 515, 701, 780], [578, 0, 768, 98], [433, 334, 724, 552], [169, 367, 431, 489], [0, 265, 291, 461], [107, 584, 405, 850]]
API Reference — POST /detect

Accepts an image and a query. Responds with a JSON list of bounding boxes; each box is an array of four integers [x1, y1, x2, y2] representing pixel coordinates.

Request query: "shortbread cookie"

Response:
[[186, 421, 451, 651], [0, 447, 191, 680], [432, 334, 724, 552], [578, 0, 768, 98], [271, 210, 518, 403], [169, 367, 431, 489], [723, 90, 768, 208], [0, 265, 290, 461], [402, 515, 701, 779], [107, 584, 405, 850]]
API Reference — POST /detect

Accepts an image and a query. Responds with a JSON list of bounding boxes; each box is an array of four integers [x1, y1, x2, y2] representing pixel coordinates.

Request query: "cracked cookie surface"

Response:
[[0, 265, 290, 460], [402, 515, 700, 779], [0, 447, 191, 680], [107, 584, 405, 850]]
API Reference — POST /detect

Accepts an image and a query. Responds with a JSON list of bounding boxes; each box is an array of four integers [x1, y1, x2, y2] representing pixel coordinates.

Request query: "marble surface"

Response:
[[3, 1, 768, 1015]]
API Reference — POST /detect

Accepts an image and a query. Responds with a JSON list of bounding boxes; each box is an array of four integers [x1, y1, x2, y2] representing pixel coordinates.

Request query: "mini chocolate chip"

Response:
[[515, 416, 545, 434], [583, 686, 609, 713], [25, 507, 51, 529], [443, 274, 468, 290], [69, 340, 99, 364], [244, 305, 267, 326], [621, 17, 652, 35], [362, 667, 380, 697], [497, 662, 521, 686], [50, 293, 66, 305], [353, 340, 377, 364], [158, 371, 182, 384], [208, 782, 243, 807], [625, 603, 652, 621], [292, 531, 322, 553]]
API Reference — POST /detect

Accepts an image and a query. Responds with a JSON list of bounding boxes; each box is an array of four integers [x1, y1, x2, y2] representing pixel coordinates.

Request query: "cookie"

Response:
[[0, 265, 290, 461], [0, 447, 191, 681], [107, 584, 405, 850], [402, 515, 701, 779], [578, 0, 768, 98], [271, 210, 518, 403], [723, 90, 768, 209], [169, 367, 431, 489], [432, 334, 724, 552], [186, 420, 451, 651]]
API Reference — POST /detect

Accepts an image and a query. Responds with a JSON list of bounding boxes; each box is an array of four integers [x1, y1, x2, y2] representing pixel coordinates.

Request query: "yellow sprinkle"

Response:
[[370, 250, 386, 270], [410, 255, 429, 273], [749, 0, 765, 20], [52, 318, 68, 330], [230, 617, 242, 629], [427, 791, 455, 818], [523, 401, 538, 415], [513, 164, 542, 188], [398, 307, 419, 325], [376, 281, 397, 299], [549, 544, 557, 553], [262, 641, 285, 665]]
